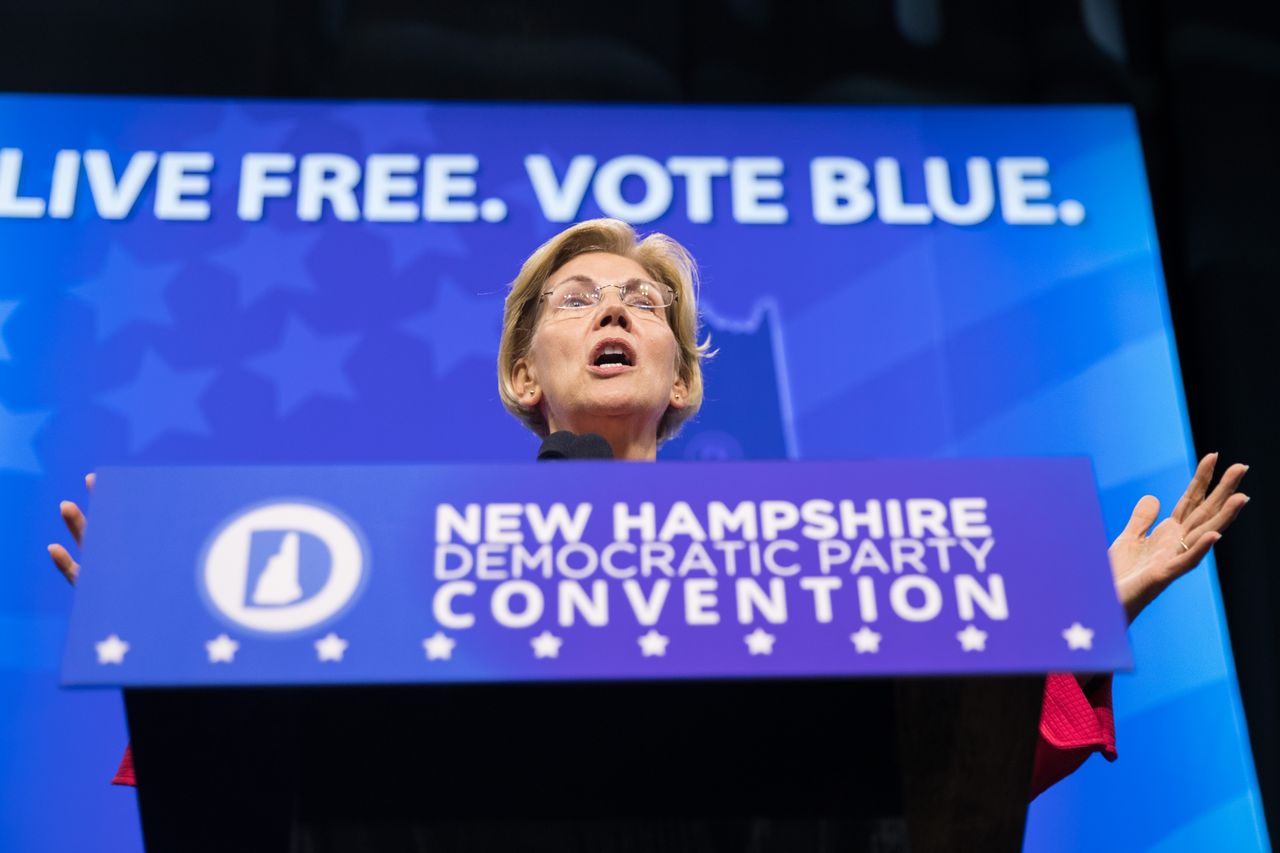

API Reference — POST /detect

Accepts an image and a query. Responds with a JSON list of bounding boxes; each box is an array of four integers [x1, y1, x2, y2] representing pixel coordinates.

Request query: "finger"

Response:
[[1171, 453, 1217, 523], [1186, 493, 1250, 546], [85, 472, 96, 493], [60, 500, 87, 546], [1119, 495, 1160, 540], [1184, 463, 1248, 530], [47, 544, 80, 585], [1163, 530, 1221, 582]]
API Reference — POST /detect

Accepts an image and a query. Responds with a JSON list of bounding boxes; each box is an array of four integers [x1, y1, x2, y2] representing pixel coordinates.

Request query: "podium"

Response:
[[64, 459, 1130, 852]]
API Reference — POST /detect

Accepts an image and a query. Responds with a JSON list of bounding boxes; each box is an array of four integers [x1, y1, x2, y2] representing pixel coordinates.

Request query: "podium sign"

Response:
[[62, 458, 1131, 687]]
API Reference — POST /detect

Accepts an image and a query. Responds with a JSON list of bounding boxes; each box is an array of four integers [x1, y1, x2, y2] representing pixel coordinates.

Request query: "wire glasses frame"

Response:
[[541, 276, 678, 317]]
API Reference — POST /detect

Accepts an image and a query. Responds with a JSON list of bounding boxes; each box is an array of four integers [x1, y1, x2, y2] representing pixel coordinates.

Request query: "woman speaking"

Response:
[[495, 217, 1249, 795], [50, 218, 1250, 802]]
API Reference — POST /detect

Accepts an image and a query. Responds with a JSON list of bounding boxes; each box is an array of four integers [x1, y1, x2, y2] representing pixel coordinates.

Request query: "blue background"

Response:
[[0, 95, 1267, 850]]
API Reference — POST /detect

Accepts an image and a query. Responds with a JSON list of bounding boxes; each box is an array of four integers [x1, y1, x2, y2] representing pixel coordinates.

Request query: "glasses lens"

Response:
[[553, 281, 598, 309], [624, 282, 664, 311]]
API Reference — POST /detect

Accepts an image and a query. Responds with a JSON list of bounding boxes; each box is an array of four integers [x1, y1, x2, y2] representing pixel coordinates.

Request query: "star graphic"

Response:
[[400, 276, 503, 377], [423, 631, 457, 661], [345, 105, 439, 154], [185, 104, 296, 151], [1062, 622, 1095, 651], [70, 244, 181, 339], [209, 226, 319, 306], [743, 627, 776, 655], [245, 315, 361, 416], [956, 624, 989, 652], [530, 630, 564, 659], [637, 629, 670, 658], [315, 632, 349, 662], [95, 634, 130, 665], [98, 349, 216, 453], [362, 221, 467, 273], [849, 626, 883, 654], [0, 402, 50, 474], [205, 633, 240, 663], [0, 300, 16, 361]]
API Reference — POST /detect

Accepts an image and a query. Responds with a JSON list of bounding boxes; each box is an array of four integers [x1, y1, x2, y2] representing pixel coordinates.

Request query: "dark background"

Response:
[[3, 0, 1275, 835]]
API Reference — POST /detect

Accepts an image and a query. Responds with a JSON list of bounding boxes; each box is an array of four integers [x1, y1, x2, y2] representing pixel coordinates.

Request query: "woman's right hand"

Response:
[[47, 472, 95, 586]]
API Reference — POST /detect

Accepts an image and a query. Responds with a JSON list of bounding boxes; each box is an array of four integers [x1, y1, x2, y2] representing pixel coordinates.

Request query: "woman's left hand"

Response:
[[1109, 452, 1250, 624]]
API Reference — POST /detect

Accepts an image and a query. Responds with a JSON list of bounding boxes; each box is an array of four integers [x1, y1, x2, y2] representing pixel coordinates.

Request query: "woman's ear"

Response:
[[513, 359, 539, 407], [670, 376, 689, 410]]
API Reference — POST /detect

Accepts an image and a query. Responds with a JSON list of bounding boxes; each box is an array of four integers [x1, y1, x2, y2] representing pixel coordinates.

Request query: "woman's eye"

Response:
[[627, 290, 659, 310]]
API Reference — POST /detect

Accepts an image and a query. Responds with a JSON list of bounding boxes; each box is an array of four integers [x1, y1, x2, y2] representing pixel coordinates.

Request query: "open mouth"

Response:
[[589, 338, 637, 371]]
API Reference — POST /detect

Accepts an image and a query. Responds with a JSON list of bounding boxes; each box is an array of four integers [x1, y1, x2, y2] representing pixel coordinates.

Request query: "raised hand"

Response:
[[47, 472, 95, 585], [1109, 453, 1249, 623]]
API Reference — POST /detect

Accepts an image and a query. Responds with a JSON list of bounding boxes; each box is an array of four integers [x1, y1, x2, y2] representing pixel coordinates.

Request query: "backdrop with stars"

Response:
[[0, 94, 1265, 852]]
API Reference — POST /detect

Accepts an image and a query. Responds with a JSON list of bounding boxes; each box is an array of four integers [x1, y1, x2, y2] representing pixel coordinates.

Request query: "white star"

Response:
[[530, 630, 564, 659], [205, 633, 239, 663], [1062, 622, 1095, 650], [314, 632, 349, 662], [956, 624, 988, 652], [95, 634, 130, 665], [849, 626, 882, 654], [423, 631, 457, 661], [637, 629, 670, 657], [743, 627, 776, 655]]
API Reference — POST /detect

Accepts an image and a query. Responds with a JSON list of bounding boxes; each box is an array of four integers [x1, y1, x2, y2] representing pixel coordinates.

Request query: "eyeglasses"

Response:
[[541, 276, 677, 318]]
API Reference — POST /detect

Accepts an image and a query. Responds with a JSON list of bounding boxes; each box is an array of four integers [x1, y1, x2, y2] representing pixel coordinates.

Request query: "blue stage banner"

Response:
[[0, 94, 1267, 851], [62, 459, 1130, 686]]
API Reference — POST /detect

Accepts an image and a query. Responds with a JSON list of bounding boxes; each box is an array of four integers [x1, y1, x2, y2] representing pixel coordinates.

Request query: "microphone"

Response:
[[536, 431, 575, 460], [568, 432, 614, 459], [537, 431, 615, 460]]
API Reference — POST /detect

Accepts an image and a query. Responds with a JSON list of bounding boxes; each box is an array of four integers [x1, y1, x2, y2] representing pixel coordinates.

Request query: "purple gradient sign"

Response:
[[63, 458, 1131, 686]]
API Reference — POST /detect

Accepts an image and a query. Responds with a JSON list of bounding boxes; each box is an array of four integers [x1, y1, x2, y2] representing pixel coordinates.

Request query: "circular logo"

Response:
[[201, 502, 366, 634]]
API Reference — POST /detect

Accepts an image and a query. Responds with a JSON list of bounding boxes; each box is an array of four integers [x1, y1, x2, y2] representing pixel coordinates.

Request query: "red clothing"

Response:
[[1031, 672, 1117, 798], [112, 743, 134, 786], [112, 671, 1115, 793]]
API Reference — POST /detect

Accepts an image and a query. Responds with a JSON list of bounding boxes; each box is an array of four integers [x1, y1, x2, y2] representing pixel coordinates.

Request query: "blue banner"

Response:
[[0, 95, 1267, 851], [62, 458, 1130, 686]]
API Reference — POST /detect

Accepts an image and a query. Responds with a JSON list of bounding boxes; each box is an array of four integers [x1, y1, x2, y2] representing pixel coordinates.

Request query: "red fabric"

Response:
[[112, 672, 1116, 792], [1030, 672, 1117, 799], [112, 744, 135, 786]]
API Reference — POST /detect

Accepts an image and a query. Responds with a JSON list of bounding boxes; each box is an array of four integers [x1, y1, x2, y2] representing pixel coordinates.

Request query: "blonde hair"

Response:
[[498, 218, 709, 443]]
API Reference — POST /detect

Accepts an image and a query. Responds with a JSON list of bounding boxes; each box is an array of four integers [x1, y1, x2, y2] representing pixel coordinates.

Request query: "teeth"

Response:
[[594, 343, 632, 365]]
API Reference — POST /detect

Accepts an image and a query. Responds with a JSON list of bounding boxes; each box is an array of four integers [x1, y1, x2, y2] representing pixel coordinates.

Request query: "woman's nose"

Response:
[[596, 293, 631, 329]]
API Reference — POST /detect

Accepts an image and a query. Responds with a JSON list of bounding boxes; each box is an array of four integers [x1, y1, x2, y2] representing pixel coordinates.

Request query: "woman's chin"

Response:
[[574, 390, 664, 422]]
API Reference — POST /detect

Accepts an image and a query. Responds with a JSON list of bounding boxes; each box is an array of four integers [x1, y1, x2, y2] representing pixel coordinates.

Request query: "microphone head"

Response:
[[569, 432, 614, 459], [537, 431, 577, 461]]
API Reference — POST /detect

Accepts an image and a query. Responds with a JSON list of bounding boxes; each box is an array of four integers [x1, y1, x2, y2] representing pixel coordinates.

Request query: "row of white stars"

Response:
[[93, 622, 1097, 665]]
